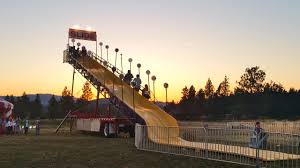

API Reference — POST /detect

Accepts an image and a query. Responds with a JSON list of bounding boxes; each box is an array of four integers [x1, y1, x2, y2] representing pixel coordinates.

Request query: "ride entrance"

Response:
[[61, 27, 300, 168]]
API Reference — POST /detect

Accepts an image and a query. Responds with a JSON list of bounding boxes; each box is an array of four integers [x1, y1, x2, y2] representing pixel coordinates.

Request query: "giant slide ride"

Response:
[[65, 50, 300, 161]]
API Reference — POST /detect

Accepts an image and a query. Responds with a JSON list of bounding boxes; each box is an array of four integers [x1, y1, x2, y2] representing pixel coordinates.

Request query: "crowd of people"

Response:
[[69, 45, 87, 59], [0, 117, 40, 136], [123, 70, 151, 99], [68, 45, 151, 100]]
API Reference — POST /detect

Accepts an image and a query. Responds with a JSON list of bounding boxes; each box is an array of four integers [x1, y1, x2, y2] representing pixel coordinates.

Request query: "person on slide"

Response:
[[133, 75, 141, 91], [124, 70, 133, 85], [142, 84, 150, 99]]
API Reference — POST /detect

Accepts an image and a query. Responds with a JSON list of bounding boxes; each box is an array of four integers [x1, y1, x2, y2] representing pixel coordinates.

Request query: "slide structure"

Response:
[[66, 52, 300, 161]]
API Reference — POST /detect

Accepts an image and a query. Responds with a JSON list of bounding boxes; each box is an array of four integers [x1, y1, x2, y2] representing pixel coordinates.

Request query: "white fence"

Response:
[[179, 121, 300, 135], [135, 124, 300, 168]]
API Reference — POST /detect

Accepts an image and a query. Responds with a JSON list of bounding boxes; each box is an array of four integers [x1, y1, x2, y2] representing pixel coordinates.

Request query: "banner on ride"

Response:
[[69, 28, 97, 41]]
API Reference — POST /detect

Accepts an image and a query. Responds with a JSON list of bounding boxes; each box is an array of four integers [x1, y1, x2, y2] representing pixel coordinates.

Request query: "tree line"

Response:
[[167, 66, 300, 121], [4, 82, 94, 119], [3, 66, 300, 121]]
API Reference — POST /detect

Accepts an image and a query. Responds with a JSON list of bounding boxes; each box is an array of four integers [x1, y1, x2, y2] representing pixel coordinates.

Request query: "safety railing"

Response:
[[135, 124, 300, 168], [179, 121, 300, 135]]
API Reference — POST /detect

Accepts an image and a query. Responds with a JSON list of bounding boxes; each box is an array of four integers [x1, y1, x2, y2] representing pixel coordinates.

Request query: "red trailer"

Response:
[[69, 112, 135, 137]]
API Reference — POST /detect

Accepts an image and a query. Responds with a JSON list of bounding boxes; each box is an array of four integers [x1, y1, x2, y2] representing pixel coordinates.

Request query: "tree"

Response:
[[204, 78, 215, 99], [180, 86, 189, 103], [196, 88, 205, 103], [81, 81, 94, 101], [289, 88, 297, 94], [31, 94, 43, 119], [4, 95, 9, 101], [48, 95, 59, 119], [187, 85, 196, 101], [62, 86, 72, 97], [9, 95, 15, 105], [216, 75, 230, 97], [60, 87, 74, 118], [20, 92, 31, 118], [264, 81, 285, 93], [236, 66, 266, 94]]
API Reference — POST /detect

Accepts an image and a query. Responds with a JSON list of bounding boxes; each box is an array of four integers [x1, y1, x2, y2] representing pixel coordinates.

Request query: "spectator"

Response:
[[24, 119, 29, 135], [133, 75, 141, 91], [35, 119, 40, 136], [15, 117, 20, 134], [252, 122, 268, 149], [6, 118, 12, 135], [254, 122, 262, 135], [11, 118, 16, 134], [124, 70, 133, 85], [142, 84, 150, 99]]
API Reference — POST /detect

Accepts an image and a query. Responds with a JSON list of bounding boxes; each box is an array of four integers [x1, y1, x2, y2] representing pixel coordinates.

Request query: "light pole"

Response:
[[120, 53, 123, 73], [128, 58, 133, 71], [151, 75, 157, 102], [99, 42, 103, 60], [164, 82, 169, 105], [131, 81, 136, 112], [137, 63, 141, 76], [119, 74, 124, 101], [146, 70, 151, 92], [105, 45, 109, 62], [114, 48, 119, 68]]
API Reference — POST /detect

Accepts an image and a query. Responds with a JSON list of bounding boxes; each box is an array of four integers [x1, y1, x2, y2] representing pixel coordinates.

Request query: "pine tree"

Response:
[[60, 87, 74, 117], [20, 92, 31, 118], [81, 81, 94, 101], [9, 95, 15, 105], [48, 95, 59, 119], [196, 88, 205, 103], [187, 85, 196, 101], [32, 94, 43, 119], [4, 95, 9, 101], [216, 75, 230, 97], [204, 78, 215, 99], [180, 86, 189, 103]]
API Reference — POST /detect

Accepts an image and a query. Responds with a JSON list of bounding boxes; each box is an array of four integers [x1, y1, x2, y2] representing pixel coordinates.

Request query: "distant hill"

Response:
[[0, 94, 166, 108], [0, 94, 61, 106]]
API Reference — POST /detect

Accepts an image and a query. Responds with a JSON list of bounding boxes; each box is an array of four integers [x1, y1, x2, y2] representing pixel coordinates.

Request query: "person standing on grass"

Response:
[[35, 119, 40, 136], [11, 118, 16, 134], [24, 118, 29, 135], [15, 117, 20, 134], [5, 118, 10, 135]]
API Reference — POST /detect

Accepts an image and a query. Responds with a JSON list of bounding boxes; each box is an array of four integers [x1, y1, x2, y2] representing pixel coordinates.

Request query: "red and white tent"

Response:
[[0, 99, 13, 119]]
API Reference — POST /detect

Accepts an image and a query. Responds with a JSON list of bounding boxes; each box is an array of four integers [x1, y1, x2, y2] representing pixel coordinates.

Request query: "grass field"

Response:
[[0, 121, 251, 168]]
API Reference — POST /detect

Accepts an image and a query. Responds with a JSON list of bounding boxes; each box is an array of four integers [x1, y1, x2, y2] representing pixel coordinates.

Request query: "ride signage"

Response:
[[68, 28, 97, 41]]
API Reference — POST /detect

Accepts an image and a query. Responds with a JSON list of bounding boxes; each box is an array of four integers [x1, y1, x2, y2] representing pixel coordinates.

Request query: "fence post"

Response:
[[205, 127, 208, 158], [255, 133, 261, 168], [168, 127, 170, 144]]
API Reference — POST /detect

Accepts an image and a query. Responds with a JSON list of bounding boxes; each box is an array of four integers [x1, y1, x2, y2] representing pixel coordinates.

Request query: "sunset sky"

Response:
[[0, 0, 299, 102]]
